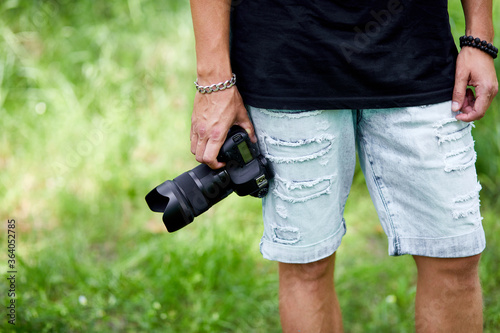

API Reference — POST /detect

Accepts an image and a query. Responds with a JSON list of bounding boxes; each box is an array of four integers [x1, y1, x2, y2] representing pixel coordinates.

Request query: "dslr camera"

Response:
[[145, 126, 273, 232]]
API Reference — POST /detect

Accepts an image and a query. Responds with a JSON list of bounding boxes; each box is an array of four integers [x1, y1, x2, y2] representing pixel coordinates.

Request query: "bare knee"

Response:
[[278, 254, 343, 333], [414, 254, 481, 291], [414, 255, 483, 332], [279, 255, 335, 285], [414, 254, 480, 274]]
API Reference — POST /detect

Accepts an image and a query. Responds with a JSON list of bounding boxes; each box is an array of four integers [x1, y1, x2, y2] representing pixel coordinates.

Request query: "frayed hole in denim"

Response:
[[272, 174, 334, 203], [272, 225, 300, 244], [262, 134, 335, 164]]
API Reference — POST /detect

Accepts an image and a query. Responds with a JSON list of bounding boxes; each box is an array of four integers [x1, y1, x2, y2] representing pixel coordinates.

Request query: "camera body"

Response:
[[145, 126, 273, 232]]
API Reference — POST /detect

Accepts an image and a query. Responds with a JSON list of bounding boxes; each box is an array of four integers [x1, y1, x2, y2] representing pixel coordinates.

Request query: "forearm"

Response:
[[189, 0, 256, 169], [190, 0, 232, 84], [452, 0, 497, 121], [461, 0, 494, 41]]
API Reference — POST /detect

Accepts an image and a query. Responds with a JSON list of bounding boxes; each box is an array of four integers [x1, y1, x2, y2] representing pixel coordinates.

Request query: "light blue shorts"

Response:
[[248, 102, 486, 264]]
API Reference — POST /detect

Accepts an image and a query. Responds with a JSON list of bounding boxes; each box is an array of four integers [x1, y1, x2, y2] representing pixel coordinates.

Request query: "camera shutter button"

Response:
[[232, 134, 243, 143]]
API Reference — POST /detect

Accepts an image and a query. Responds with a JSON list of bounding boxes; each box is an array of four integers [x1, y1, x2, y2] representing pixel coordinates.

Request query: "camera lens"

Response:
[[145, 163, 233, 232]]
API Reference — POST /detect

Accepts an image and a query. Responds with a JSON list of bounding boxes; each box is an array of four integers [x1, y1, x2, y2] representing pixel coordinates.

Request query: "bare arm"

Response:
[[452, 0, 498, 121], [189, 0, 256, 169]]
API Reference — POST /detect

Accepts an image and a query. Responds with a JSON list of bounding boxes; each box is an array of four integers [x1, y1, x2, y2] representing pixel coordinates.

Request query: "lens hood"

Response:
[[145, 180, 194, 232]]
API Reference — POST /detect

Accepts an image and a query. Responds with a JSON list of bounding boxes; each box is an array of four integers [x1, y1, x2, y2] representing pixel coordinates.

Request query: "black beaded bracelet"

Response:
[[459, 35, 498, 59]]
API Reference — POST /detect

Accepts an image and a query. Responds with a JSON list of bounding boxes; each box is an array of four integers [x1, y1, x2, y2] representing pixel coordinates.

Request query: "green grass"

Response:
[[1, 0, 499, 332]]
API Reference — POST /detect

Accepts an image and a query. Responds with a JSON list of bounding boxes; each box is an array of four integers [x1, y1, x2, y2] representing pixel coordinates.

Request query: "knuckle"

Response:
[[484, 80, 497, 90], [205, 159, 217, 169], [210, 128, 224, 142], [492, 83, 499, 96], [192, 124, 227, 142], [452, 87, 465, 97], [197, 127, 207, 138], [454, 67, 468, 80], [476, 113, 484, 120]]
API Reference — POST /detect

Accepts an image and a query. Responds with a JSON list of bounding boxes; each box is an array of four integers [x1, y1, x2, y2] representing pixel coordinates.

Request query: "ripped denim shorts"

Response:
[[247, 101, 485, 264]]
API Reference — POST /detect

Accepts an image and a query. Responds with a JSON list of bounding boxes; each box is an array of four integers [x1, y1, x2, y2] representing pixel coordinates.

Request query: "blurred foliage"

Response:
[[0, 0, 499, 332]]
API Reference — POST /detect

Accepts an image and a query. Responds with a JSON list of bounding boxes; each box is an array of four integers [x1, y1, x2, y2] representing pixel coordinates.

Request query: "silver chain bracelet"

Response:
[[194, 73, 237, 94]]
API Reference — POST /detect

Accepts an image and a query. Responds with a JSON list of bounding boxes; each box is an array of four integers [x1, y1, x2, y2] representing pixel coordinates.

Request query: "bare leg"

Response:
[[279, 253, 343, 333], [413, 254, 483, 333]]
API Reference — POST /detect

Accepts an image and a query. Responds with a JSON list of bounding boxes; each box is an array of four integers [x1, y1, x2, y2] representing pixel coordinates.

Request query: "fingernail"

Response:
[[246, 128, 257, 141], [451, 101, 460, 112]]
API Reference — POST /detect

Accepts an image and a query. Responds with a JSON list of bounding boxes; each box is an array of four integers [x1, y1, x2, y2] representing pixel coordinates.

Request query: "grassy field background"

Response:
[[1, 0, 499, 332]]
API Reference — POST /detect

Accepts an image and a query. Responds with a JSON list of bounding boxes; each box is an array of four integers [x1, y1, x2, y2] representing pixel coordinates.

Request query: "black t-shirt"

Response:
[[230, 0, 458, 110]]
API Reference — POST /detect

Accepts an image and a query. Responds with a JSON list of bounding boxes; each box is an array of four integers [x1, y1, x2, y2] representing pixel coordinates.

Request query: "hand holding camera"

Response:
[[145, 126, 273, 232]]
